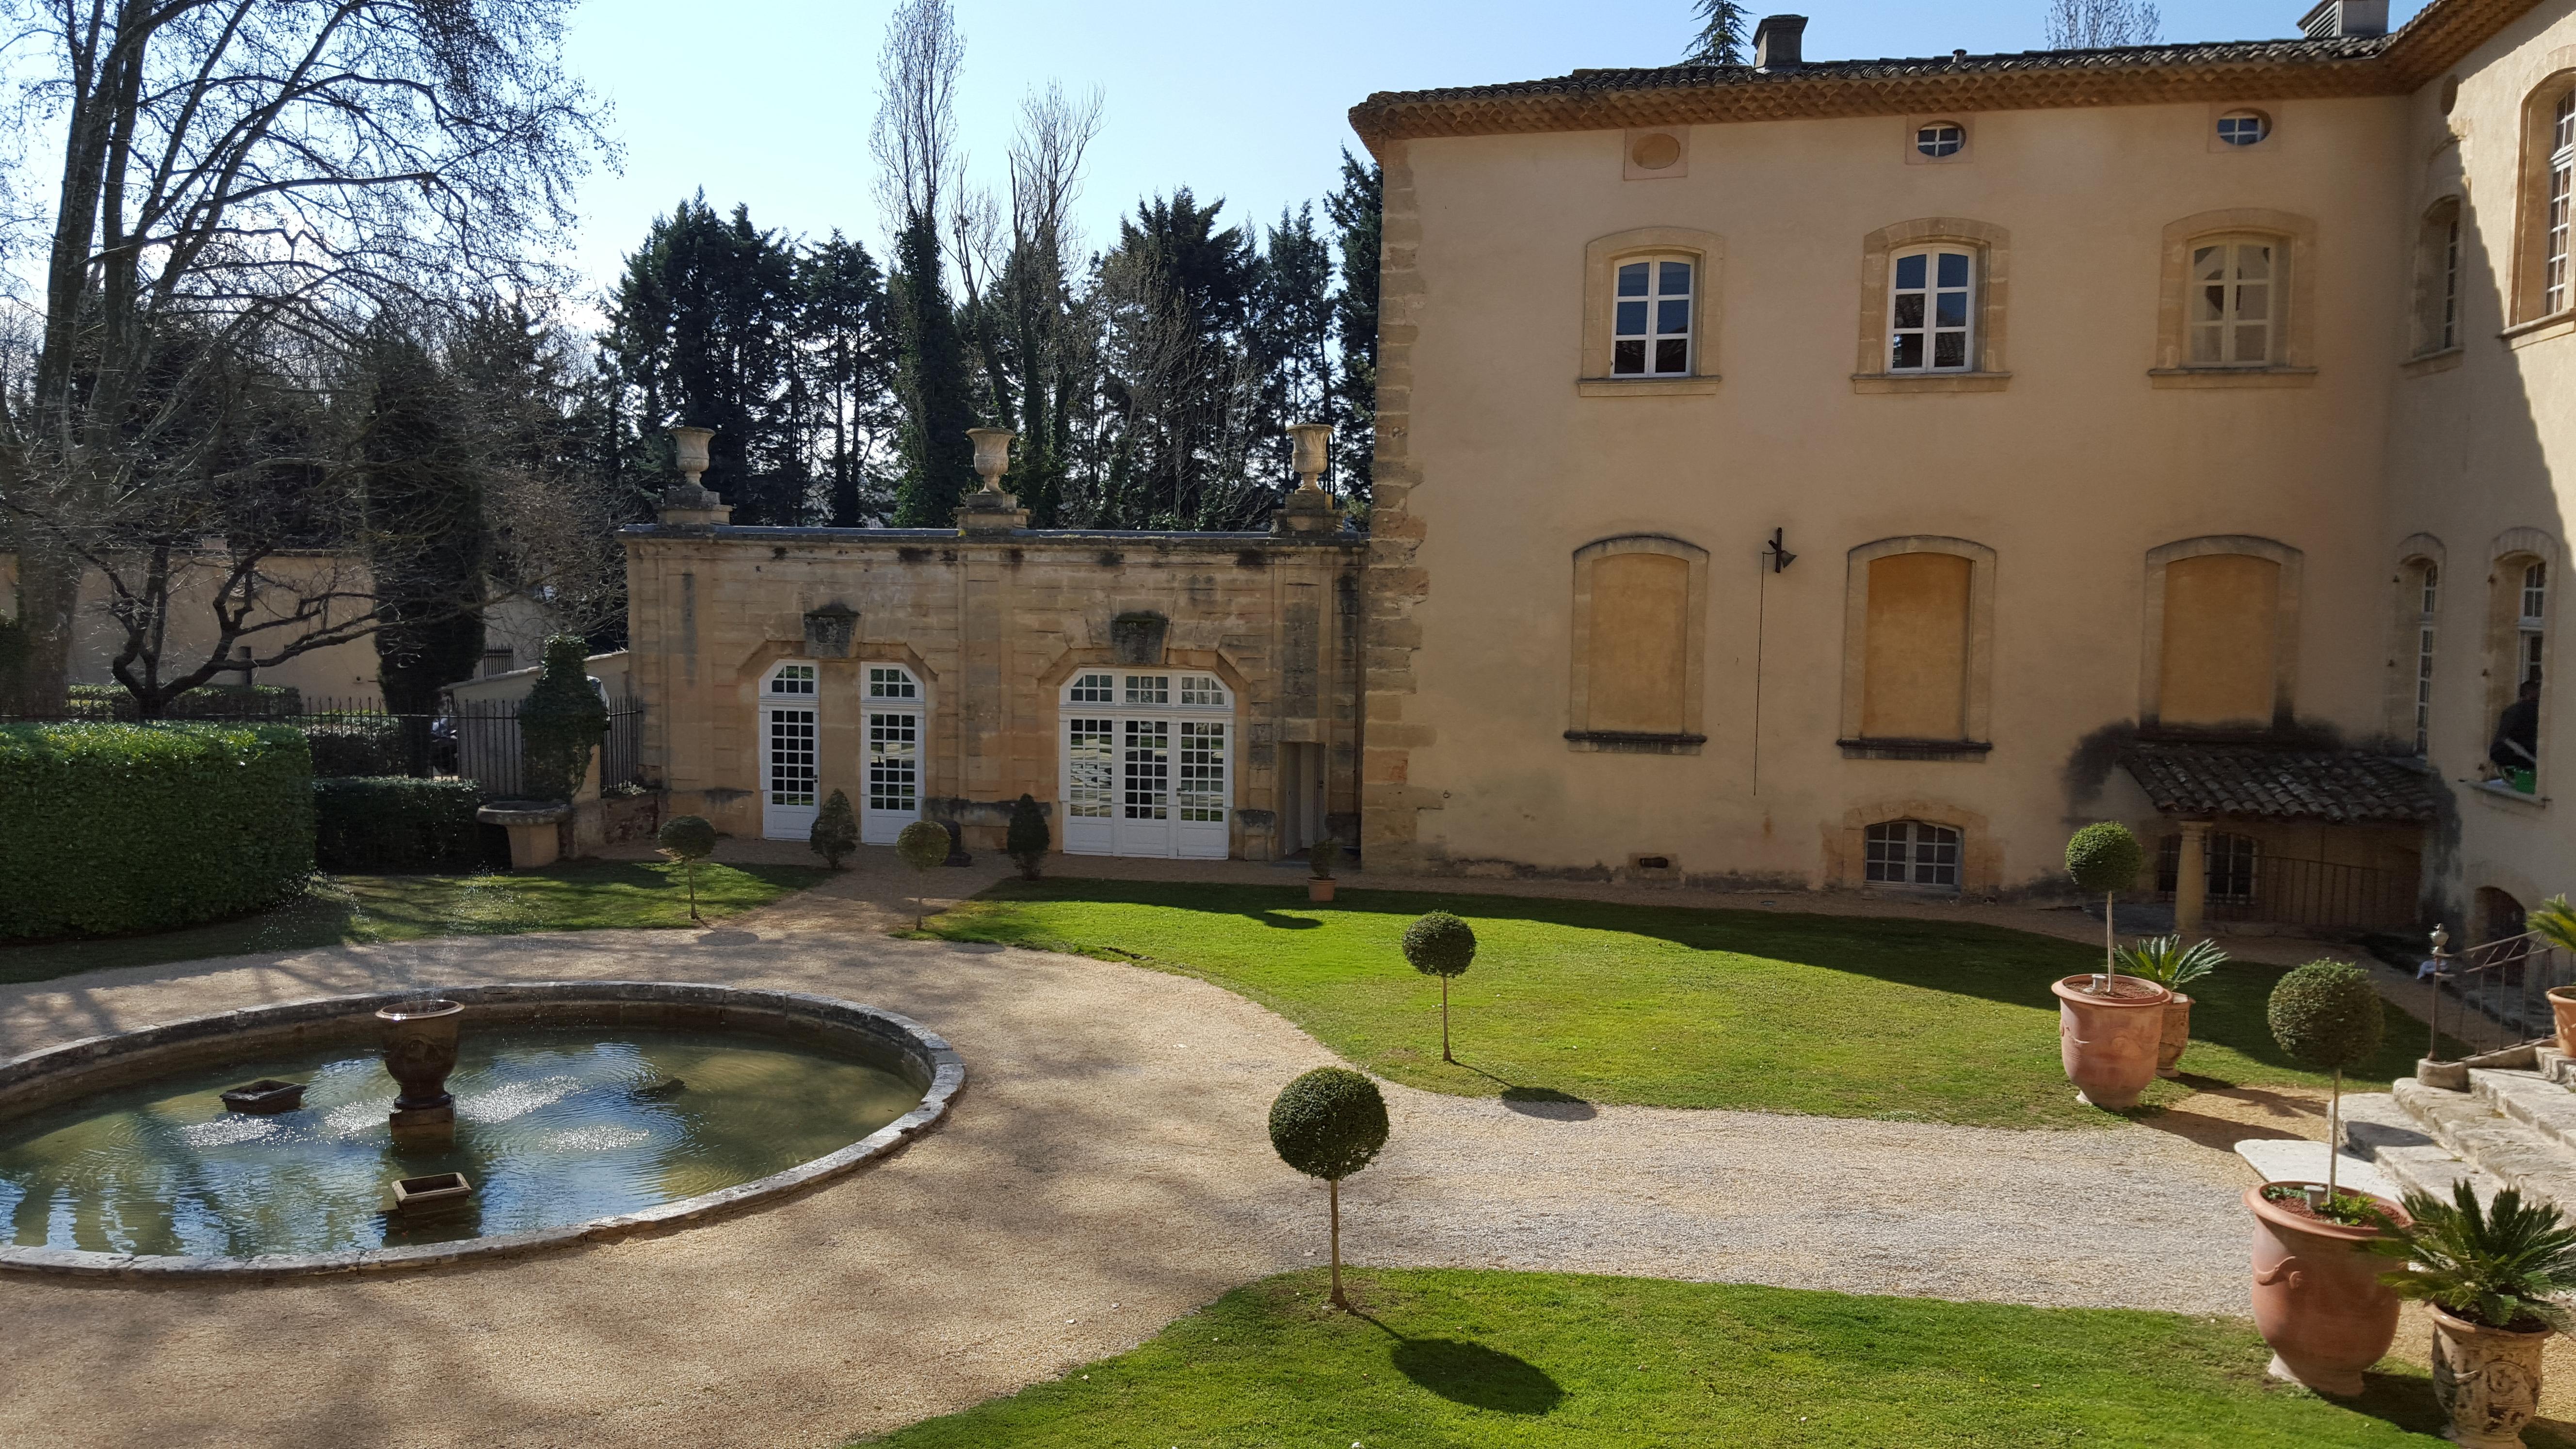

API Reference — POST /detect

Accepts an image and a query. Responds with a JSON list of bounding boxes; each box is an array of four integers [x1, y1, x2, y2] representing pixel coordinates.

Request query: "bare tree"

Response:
[[2045, 0, 2162, 49], [0, 0, 609, 712], [869, 0, 963, 231]]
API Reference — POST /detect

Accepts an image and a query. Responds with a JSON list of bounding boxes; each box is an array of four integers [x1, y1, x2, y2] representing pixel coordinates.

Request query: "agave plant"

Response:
[[2113, 935, 2229, 991], [2371, 1180, 2576, 1332], [2531, 895, 2576, 955]]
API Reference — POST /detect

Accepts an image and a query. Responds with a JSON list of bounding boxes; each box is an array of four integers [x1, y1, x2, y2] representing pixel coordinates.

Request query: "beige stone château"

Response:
[[629, 0, 2574, 939]]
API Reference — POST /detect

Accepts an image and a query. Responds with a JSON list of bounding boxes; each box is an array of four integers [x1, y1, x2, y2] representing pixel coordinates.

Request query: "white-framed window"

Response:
[[1888, 247, 1974, 371], [1060, 671, 1233, 859], [867, 666, 918, 700], [1915, 121, 1964, 158], [2548, 91, 2575, 316], [769, 663, 817, 696], [759, 660, 821, 840], [859, 662, 926, 844], [2189, 240, 2278, 366], [1864, 819, 1960, 890], [2217, 110, 2270, 147], [1611, 257, 1693, 377], [2523, 561, 2550, 687], [2440, 208, 2463, 350], [767, 713, 816, 807], [2415, 561, 2440, 756]]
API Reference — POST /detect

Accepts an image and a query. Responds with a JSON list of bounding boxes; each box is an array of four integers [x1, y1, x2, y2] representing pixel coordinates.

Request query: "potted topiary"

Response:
[[2371, 1181, 2576, 1448], [1005, 793, 1048, 882], [1308, 837, 1340, 903], [1403, 912, 1477, 1064], [2531, 897, 2576, 1055], [894, 818, 950, 930], [2051, 822, 2170, 1109], [2113, 935, 2229, 1079], [1267, 1066, 1389, 1311], [2247, 959, 2406, 1397], [657, 815, 717, 922], [809, 789, 858, 869]]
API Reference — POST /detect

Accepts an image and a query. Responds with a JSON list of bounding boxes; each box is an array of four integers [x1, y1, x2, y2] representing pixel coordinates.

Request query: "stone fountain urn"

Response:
[[378, 999, 464, 1150]]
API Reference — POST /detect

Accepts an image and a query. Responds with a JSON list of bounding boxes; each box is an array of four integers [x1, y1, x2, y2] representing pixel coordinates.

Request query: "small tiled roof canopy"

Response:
[[1346, 0, 2543, 151], [2119, 744, 2442, 825]]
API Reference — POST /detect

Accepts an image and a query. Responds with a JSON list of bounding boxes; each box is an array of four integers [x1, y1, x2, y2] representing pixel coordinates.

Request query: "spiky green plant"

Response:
[[2372, 1180, 2576, 1332], [2530, 895, 2576, 955], [2112, 935, 2230, 991]]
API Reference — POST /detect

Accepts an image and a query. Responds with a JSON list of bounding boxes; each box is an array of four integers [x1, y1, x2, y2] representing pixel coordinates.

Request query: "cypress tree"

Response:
[[890, 212, 979, 525], [1323, 151, 1380, 505]]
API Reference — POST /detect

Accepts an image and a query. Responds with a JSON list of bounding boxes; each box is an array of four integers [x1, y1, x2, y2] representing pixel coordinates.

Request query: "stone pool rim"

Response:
[[0, 981, 965, 1280]]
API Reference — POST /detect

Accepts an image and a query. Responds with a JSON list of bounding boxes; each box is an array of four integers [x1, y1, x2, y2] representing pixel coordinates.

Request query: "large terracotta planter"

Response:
[[2245, 1183, 2409, 1397], [1308, 879, 1336, 903], [2052, 975, 2172, 1109], [2431, 1307, 2550, 1448], [2548, 986, 2576, 1058], [2156, 992, 2194, 1079]]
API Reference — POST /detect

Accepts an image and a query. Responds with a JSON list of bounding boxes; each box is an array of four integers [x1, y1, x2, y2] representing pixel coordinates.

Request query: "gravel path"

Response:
[[0, 879, 2257, 1449]]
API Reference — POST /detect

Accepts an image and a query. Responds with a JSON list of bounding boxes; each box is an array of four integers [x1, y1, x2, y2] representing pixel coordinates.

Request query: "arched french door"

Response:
[[1061, 669, 1232, 859], [861, 665, 924, 844], [759, 661, 820, 840]]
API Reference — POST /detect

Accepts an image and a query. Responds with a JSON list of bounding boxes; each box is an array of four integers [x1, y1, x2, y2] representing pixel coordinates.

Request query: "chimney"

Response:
[[1753, 15, 1807, 69], [2298, 0, 2387, 38]]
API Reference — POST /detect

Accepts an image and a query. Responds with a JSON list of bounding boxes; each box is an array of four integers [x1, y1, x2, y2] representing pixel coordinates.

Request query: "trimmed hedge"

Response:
[[312, 776, 495, 871], [0, 722, 314, 939], [303, 718, 409, 777], [63, 683, 304, 719]]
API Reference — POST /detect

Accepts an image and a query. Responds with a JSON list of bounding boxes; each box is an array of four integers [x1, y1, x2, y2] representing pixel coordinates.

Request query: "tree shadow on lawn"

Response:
[[1448, 1059, 1600, 1120], [2337, 1367, 2576, 1447], [980, 878, 2446, 1087], [1350, 1312, 1564, 1415]]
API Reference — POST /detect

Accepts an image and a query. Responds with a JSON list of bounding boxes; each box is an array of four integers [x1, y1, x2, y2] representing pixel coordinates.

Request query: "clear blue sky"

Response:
[[558, 0, 2430, 297]]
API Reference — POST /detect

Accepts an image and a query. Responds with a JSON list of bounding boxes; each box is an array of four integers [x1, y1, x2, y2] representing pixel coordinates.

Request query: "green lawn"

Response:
[[923, 880, 2438, 1128], [860, 1269, 2546, 1449], [0, 860, 828, 983]]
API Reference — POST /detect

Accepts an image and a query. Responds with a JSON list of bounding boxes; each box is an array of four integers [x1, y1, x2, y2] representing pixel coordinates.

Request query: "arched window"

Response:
[[2512, 76, 2576, 322], [1865, 820, 1961, 891], [2410, 558, 2441, 755], [1579, 228, 1722, 394], [1854, 218, 2010, 391], [2153, 210, 2315, 384], [2142, 537, 2303, 731], [860, 664, 925, 843], [1059, 669, 1233, 859], [2414, 198, 2464, 356], [2485, 538, 2554, 794], [2189, 238, 2280, 367], [759, 660, 820, 841]]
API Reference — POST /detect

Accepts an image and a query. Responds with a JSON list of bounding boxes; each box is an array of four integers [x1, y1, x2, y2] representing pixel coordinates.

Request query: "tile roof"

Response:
[[2119, 743, 2442, 824]]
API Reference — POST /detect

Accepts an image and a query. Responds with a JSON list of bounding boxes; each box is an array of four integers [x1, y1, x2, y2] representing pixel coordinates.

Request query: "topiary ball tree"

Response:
[[809, 789, 858, 869], [516, 635, 609, 803], [894, 818, 951, 930], [657, 814, 718, 922], [1403, 911, 1478, 1064], [1005, 793, 1049, 882], [2065, 821, 2146, 990], [1268, 1066, 1390, 1310], [2269, 959, 2386, 1200]]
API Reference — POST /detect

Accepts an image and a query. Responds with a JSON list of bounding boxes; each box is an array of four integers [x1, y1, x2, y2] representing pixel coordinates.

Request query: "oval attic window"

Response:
[[1630, 132, 1682, 170], [1915, 122, 1964, 158], [2217, 109, 2270, 146]]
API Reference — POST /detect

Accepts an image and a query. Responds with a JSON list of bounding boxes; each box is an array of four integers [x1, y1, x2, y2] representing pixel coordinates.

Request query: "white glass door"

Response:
[[761, 706, 818, 840], [862, 709, 921, 843], [1063, 717, 1115, 854], [1117, 718, 1172, 855], [1058, 670, 1233, 859], [1175, 720, 1229, 859]]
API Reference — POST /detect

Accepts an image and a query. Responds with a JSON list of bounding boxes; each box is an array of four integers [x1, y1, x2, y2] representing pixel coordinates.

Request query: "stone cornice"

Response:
[[1346, 0, 2543, 152]]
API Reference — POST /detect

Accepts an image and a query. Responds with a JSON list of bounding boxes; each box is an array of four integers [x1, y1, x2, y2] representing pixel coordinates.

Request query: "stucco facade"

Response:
[[1351, 0, 2576, 923]]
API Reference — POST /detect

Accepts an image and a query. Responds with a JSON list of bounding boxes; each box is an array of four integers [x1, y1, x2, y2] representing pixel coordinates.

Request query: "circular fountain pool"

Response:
[[0, 983, 963, 1276]]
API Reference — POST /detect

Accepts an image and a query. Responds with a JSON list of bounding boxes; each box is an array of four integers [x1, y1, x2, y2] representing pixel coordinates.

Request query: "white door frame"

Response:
[[759, 660, 820, 840], [1058, 668, 1233, 859], [861, 664, 926, 844]]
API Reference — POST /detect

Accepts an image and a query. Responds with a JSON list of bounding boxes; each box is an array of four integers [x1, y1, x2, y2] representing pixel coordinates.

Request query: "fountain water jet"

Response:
[[377, 998, 463, 1150]]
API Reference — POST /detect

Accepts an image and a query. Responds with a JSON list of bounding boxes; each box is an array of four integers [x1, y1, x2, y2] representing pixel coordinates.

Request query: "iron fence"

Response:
[[2154, 852, 2415, 933], [444, 700, 643, 797], [2417, 927, 2575, 1063]]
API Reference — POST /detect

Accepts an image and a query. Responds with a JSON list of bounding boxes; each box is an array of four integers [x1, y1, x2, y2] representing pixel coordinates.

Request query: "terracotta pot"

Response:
[[2548, 987, 2576, 1058], [2244, 1183, 2409, 1397], [2052, 975, 2173, 1109], [2431, 1306, 2550, 1448], [1308, 879, 1336, 903], [2156, 992, 2194, 1079]]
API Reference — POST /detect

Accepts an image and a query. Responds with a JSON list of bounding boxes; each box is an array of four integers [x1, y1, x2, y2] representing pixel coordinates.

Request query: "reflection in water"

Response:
[[0, 1027, 923, 1257]]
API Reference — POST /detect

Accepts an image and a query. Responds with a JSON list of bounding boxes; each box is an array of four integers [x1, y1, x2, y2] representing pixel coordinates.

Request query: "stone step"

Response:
[[2471, 1068, 2576, 1156], [2341, 1090, 2502, 1207], [2537, 1044, 2576, 1087], [2391, 1078, 2576, 1210]]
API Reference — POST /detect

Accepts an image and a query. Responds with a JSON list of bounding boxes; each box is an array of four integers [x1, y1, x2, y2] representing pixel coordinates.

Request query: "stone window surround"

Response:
[[2484, 525, 2560, 800], [2151, 208, 2319, 387], [1578, 226, 1724, 397], [2509, 56, 2576, 327], [1852, 216, 2011, 393], [1565, 533, 1708, 754], [1827, 796, 2001, 894], [2137, 534, 2305, 730], [1836, 534, 1997, 759], [2387, 532, 2446, 749]]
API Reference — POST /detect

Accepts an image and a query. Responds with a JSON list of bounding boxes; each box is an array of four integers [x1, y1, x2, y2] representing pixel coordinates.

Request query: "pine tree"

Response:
[[1324, 151, 1381, 504], [889, 211, 980, 524], [1686, 1, 1752, 64], [797, 233, 900, 526], [359, 322, 487, 723]]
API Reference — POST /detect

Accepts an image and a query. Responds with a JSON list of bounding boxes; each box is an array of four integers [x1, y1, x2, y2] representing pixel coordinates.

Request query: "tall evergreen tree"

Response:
[[889, 213, 981, 524], [1686, 1, 1752, 64], [1253, 203, 1336, 473], [798, 233, 900, 526], [1324, 150, 1382, 503], [359, 323, 487, 716]]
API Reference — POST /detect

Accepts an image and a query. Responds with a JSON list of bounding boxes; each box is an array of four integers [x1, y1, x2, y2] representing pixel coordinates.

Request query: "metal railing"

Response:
[[2155, 853, 2415, 933], [2419, 926, 2575, 1063], [446, 700, 643, 798]]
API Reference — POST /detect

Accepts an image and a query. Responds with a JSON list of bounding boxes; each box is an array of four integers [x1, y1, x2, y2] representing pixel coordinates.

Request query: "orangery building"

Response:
[[625, 0, 2576, 939]]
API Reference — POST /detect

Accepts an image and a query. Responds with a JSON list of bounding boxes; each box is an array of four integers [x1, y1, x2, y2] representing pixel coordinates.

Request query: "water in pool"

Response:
[[0, 1026, 925, 1257]]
